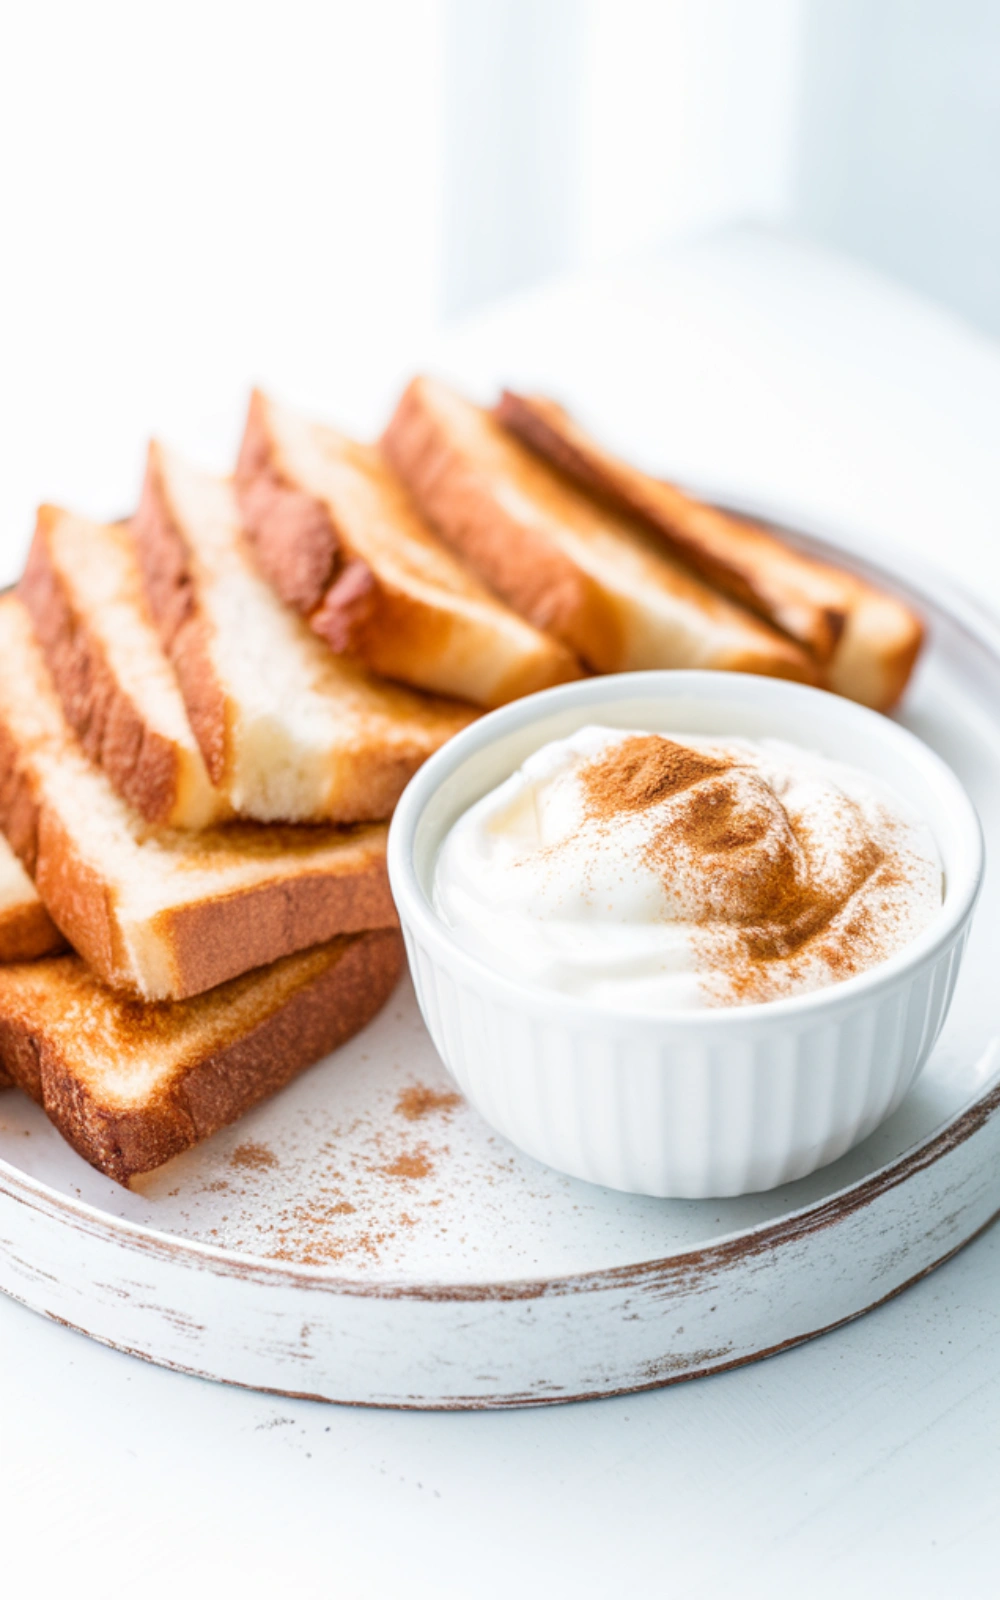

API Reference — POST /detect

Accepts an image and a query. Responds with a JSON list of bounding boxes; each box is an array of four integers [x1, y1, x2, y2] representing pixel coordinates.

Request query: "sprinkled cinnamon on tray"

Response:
[[395, 1083, 462, 1121], [230, 1141, 278, 1171], [384, 1149, 433, 1180]]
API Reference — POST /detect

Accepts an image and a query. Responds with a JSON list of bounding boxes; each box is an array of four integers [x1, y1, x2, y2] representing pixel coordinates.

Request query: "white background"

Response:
[[3, 0, 998, 578], [1, 1, 447, 566]]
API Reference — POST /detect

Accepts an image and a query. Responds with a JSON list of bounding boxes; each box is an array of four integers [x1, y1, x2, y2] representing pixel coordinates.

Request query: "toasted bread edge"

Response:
[[148, 834, 398, 999], [19, 509, 196, 826], [495, 390, 850, 665], [0, 700, 128, 983], [133, 444, 231, 787], [0, 928, 404, 1182], [382, 378, 620, 667], [0, 899, 65, 964]]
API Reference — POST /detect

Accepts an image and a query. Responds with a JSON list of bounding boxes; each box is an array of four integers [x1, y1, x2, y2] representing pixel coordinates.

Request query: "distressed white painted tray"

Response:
[[1, 516, 999, 1409]]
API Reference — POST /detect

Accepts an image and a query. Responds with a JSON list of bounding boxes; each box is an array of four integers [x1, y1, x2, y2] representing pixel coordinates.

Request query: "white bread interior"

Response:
[[245, 390, 581, 706], [0, 595, 393, 999], [141, 444, 473, 823]]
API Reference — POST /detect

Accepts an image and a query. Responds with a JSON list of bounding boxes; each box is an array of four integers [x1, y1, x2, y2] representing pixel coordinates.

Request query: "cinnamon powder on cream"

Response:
[[433, 725, 942, 1011]]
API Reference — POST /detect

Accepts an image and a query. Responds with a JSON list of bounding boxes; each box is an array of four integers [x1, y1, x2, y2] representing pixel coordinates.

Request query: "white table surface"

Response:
[[4, 227, 1000, 1598]]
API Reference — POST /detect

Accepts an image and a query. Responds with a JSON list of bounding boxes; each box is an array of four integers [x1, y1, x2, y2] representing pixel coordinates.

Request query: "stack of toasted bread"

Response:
[[0, 375, 923, 1185]]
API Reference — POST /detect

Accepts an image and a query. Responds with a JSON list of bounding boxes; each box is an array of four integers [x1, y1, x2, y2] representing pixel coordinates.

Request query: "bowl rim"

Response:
[[387, 671, 985, 1029]]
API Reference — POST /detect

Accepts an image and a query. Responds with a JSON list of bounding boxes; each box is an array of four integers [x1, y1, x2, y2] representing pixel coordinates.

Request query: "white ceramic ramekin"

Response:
[[388, 673, 983, 1198]]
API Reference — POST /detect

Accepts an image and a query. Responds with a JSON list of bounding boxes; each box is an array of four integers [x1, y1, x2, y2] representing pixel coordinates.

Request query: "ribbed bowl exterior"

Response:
[[401, 923, 970, 1198]]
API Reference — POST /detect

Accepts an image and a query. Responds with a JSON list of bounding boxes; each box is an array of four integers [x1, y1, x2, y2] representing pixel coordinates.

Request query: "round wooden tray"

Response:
[[1, 520, 999, 1409]]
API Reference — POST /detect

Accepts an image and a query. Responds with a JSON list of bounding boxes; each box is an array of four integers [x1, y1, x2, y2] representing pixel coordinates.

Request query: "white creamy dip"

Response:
[[433, 726, 943, 1010]]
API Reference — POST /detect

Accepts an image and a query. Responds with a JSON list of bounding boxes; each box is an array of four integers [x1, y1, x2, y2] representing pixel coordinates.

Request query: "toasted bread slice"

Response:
[[19, 505, 228, 828], [382, 378, 815, 683], [133, 441, 474, 823], [495, 390, 847, 662], [234, 390, 582, 707], [0, 594, 395, 1000], [818, 573, 925, 711], [0, 928, 403, 1183], [497, 390, 923, 709], [0, 832, 63, 963]]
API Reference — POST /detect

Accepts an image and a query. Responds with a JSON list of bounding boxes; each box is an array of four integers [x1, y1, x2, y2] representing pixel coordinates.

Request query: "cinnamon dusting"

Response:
[[395, 1083, 462, 1121], [580, 733, 917, 1005], [582, 734, 729, 816], [384, 1149, 433, 1179], [230, 1141, 278, 1171]]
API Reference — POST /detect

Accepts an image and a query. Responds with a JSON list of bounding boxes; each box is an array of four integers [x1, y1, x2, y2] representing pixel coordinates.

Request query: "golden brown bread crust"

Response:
[[0, 702, 153, 982], [0, 832, 64, 965], [132, 448, 230, 785], [826, 581, 925, 712], [0, 929, 403, 1183], [19, 508, 189, 824], [0, 899, 64, 963], [236, 387, 342, 617], [310, 560, 382, 655], [0, 1018, 37, 1095], [0, 709, 46, 878], [495, 390, 849, 664], [382, 378, 620, 666], [236, 394, 432, 668], [143, 824, 398, 997]]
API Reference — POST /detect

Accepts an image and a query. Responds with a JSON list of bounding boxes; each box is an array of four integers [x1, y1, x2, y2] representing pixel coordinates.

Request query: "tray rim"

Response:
[[3, 1048, 1000, 1303], [2, 510, 998, 1302]]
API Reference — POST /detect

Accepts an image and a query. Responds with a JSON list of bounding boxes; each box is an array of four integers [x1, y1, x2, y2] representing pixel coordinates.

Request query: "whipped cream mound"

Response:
[[433, 725, 943, 1011]]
